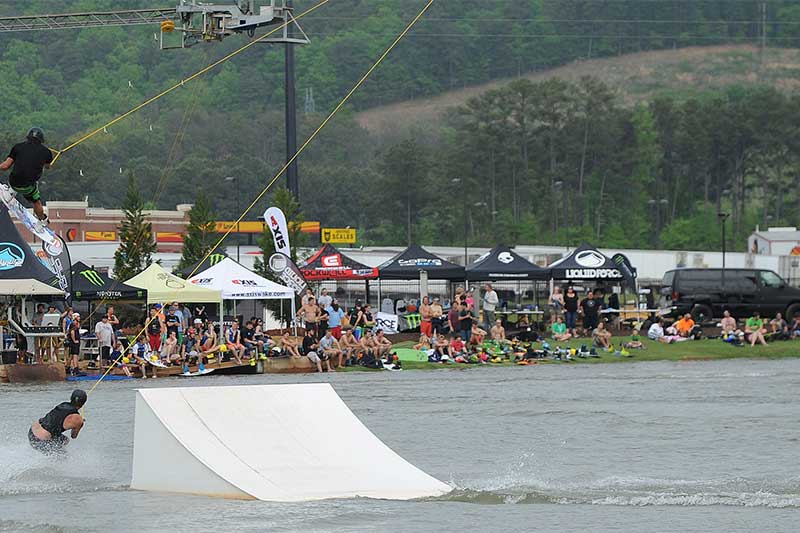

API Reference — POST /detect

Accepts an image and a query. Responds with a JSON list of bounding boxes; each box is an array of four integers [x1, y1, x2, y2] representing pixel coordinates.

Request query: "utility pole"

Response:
[[285, 0, 299, 199], [719, 212, 730, 288]]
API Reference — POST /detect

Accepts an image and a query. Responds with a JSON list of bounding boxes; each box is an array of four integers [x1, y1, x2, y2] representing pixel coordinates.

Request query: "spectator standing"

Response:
[[146, 307, 163, 352], [458, 302, 473, 343], [482, 283, 499, 328], [419, 296, 433, 338], [579, 291, 599, 334], [298, 296, 320, 336], [430, 297, 444, 335], [563, 287, 579, 337], [326, 300, 345, 339], [94, 315, 115, 367], [301, 288, 314, 307], [317, 288, 332, 309], [549, 286, 564, 325], [447, 304, 460, 335]]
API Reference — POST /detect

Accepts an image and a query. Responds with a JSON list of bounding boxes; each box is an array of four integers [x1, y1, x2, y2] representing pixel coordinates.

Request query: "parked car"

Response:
[[660, 268, 800, 322]]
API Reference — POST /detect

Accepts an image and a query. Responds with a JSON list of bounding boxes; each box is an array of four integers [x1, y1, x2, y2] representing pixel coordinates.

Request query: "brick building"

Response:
[[13, 200, 193, 253]]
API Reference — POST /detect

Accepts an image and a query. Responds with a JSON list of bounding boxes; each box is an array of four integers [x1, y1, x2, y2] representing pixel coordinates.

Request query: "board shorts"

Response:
[[306, 350, 320, 364], [28, 427, 68, 455], [12, 183, 41, 202]]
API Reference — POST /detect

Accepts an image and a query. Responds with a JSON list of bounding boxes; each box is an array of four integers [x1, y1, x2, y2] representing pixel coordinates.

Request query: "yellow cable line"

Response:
[[51, 0, 331, 166], [85, 0, 437, 399]]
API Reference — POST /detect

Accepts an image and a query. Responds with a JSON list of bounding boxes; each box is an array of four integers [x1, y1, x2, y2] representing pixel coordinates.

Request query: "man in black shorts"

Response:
[[580, 290, 600, 334], [0, 128, 54, 222], [29, 389, 87, 455]]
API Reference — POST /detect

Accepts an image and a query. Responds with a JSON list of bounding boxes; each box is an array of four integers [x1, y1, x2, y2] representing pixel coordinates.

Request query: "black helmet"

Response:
[[70, 389, 87, 407], [27, 127, 45, 143]]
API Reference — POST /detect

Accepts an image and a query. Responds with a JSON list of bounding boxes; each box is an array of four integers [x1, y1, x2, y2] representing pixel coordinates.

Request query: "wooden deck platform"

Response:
[[0, 362, 66, 383]]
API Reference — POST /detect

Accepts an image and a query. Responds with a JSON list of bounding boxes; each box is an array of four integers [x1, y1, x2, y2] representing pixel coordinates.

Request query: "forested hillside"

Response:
[[2, 1, 800, 250]]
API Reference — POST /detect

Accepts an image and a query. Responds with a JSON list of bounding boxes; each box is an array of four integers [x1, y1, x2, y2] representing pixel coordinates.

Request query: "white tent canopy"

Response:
[[0, 279, 65, 296], [187, 257, 294, 300]]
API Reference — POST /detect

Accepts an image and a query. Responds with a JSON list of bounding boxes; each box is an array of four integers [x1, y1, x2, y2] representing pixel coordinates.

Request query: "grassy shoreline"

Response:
[[383, 337, 800, 371]]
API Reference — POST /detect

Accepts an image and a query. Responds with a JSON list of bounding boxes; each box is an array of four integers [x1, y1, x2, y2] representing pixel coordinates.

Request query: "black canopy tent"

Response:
[[0, 207, 64, 296], [378, 245, 465, 280], [66, 262, 146, 302], [466, 245, 550, 281], [548, 243, 632, 283]]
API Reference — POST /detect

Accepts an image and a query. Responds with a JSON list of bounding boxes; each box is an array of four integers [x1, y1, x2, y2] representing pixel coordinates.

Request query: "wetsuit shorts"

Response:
[[12, 183, 41, 202], [28, 427, 68, 454]]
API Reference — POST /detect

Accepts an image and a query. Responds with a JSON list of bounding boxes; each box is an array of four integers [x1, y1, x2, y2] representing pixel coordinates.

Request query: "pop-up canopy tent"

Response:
[[187, 257, 294, 300], [125, 263, 222, 306], [548, 243, 635, 284], [378, 245, 465, 280], [177, 250, 229, 279], [64, 261, 146, 302], [466, 245, 550, 281], [300, 244, 378, 280]]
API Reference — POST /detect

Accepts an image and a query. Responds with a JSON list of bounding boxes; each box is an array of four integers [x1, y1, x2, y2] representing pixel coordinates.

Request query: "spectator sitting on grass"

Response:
[[449, 335, 467, 357], [414, 333, 431, 351], [470, 322, 487, 346], [791, 316, 800, 339], [551, 316, 572, 342], [490, 320, 506, 342], [373, 329, 393, 359], [592, 321, 612, 349], [431, 335, 449, 362], [770, 313, 789, 339], [674, 314, 697, 338], [745, 312, 768, 347], [720, 310, 737, 335], [648, 318, 678, 344]]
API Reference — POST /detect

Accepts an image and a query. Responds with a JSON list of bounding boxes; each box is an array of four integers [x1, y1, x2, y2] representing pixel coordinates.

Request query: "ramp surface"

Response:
[[131, 384, 450, 501]]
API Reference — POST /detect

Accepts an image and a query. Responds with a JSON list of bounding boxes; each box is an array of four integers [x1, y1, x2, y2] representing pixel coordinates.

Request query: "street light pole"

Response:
[[225, 176, 241, 262], [718, 212, 730, 286]]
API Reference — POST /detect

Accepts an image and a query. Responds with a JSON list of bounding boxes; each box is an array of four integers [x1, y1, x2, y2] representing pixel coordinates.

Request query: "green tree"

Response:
[[178, 191, 217, 271], [113, 172, 156, 280]]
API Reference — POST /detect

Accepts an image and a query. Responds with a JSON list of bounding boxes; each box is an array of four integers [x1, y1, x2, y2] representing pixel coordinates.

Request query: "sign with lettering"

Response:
[[321, 228, 356, 244]]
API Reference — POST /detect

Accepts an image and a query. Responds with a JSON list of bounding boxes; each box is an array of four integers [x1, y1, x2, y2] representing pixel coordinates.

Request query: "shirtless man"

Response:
[[280, 331, 301, 358], [29, 389, 86, 454], [490, 320, 507, 342], [357, 330, 375, 358], [373, 329, 393, 358], [297, 297, 320, 336], [339, 329, 358, 366]]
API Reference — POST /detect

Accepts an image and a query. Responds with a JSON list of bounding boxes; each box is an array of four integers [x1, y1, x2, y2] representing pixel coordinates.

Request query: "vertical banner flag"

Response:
[[375, 312, 400, 334], [268, 252, 308, 295], [611, 253, 636, 288], [264, 207, 290, 257]]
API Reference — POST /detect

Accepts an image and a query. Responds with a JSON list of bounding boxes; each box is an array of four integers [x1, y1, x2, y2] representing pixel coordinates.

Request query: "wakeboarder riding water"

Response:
[[29, 389, 86, 454]]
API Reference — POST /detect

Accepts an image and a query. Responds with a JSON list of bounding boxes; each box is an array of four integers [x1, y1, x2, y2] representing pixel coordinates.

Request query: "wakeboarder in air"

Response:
[[29, 389, 86, 454]]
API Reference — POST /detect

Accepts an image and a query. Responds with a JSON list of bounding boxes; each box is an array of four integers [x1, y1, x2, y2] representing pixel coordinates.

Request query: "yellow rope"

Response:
[[51, 0, 331, 166], [85, 0, 436, 399]]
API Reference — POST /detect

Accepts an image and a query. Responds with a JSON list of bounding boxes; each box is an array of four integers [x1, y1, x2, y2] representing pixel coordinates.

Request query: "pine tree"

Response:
[[114, 172, 156, 280], [178, 191, 217, 271]]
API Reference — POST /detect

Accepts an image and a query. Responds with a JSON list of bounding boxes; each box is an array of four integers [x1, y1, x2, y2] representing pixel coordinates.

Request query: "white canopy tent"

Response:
[[187, 258, 294, 300]]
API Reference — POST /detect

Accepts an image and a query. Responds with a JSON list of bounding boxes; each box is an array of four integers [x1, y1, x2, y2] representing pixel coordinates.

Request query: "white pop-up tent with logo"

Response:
[[187, 257, 294, 301]]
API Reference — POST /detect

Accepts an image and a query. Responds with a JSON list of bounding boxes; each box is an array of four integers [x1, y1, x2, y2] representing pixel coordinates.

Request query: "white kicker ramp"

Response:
[[131, 383, 451, 501]]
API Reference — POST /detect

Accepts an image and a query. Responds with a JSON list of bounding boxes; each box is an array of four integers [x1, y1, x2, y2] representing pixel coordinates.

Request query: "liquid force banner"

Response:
[[375, 312, 399, 334], [264, 207, 290, 256], [268, 252, 308, 295]]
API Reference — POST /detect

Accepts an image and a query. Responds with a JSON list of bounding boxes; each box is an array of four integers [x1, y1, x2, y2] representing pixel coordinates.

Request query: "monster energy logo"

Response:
[[79, 269, 104, 287], [208, 253, 226, 266]]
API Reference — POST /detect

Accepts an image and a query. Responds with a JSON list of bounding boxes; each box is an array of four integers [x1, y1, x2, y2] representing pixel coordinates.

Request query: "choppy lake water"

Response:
[[1, 358, 798, 532]]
